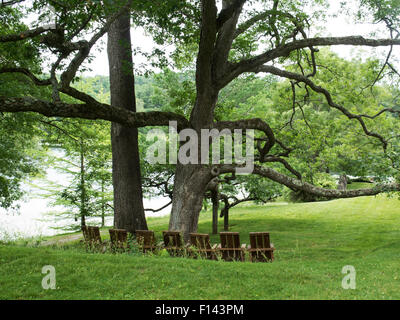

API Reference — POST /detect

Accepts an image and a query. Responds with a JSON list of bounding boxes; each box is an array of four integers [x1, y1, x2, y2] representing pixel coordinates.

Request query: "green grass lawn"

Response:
[[1, 194, 400, 300]]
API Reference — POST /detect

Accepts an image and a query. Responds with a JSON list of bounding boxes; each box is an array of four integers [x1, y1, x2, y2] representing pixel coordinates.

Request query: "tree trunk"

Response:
[[211, 190, 219, 234], [169, 164, 213, 241], [80, 141, 86, 228], [107, 12, 147, 233], [208, 180, 219, 235], [224, 209, 229, 231], [101, 179, 105, 227]]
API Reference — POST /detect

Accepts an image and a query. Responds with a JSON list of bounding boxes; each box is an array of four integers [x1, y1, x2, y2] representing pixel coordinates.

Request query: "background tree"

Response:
[[107, 6, 147, 233], [36, 118, 112, 231]]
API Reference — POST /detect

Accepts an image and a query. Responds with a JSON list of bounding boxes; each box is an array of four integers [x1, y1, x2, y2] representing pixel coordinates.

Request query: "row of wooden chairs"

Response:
[[81, 227, 275, 262], [81, 226, 128, 252], [137, 230, 275, 263]]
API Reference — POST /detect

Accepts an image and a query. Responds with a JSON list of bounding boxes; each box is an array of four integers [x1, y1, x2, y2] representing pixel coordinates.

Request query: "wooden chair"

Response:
[[248, 232, 275, 262], [162, 231, 184, 256], [135, 230, 159, 253], [87, 226, 104, 251], [109, 229, 128, 252], [81, 225, 90, 249], [81, 225, 89, 241], [188, 233, 218, 260], [217, 232, 246, 262]]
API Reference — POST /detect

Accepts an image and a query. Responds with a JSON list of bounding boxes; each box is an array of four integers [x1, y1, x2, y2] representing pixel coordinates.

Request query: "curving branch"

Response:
[[253, 64, 394, 150], [219, 164, 399, 198], [234, 6, 307, 43], [214, 118, 276, 156], [59, 1, 133, 88], [219, 36, 400, 88], [214, 117, 302, 179], [0, 0, 25, 6], [259, 155, 302, 180], [145, 201, 172, 213], [0, 26, 52, 43], [0, 96, 190, 130], [0, 67, 51, 86]]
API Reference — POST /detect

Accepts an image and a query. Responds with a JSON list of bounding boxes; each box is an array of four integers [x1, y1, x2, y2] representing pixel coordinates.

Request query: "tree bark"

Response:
[[224, 209, 229, 231], [169, 164, 214, 241], [80, 141, 86, 228], [207, 178, 219, 234], [101, 179, 105, 227], [211, 189, 219, 234], [107, 12, 147, 233]]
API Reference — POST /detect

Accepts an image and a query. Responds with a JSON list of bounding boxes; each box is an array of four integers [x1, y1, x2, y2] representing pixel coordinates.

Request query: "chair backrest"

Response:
[[249, 232, 272, 249], [220, 232, 241, 249], [109, 229, 128, 244], [136, 230, 155, 247], [219, 232, 244, 261], [163, 231, 182, 248], [81, 225, 89, 242], [88, 226, 101, 242], [189, 233, 212, 250]]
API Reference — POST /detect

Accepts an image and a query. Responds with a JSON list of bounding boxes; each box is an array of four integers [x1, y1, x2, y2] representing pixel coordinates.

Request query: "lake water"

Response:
[[0, 154, 171, 241], [0, 194, 171, 241]]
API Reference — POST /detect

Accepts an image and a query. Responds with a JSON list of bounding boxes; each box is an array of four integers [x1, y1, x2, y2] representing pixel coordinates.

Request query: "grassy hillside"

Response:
[[1, 195, 400, 300]]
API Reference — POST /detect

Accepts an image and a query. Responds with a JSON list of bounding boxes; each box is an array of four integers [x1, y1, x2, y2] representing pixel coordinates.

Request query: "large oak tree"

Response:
[[1, 0, 399, 240]]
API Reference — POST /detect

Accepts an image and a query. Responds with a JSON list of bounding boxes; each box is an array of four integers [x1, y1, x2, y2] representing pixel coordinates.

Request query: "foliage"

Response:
[[38, 117, 113, 231], [0, 113, 45, 209], [0, 6, 51, 209]]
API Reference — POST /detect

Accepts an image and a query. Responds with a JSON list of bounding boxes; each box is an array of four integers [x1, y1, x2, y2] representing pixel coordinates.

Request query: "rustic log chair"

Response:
[[81, 225, 90, 249], [87, 226, 104, 251], [81, 225, 89, 241], [188, 233, 218, 260], [135, 230, 159, 253], [162, 231, 185, 256], [109, 229, 128, 252], [217, 232, 246, 262], [248, 232, 275, 262]]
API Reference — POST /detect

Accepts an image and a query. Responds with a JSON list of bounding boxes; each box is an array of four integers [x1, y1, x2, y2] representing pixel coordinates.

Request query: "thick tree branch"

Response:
[[0, 26, 52, 43], [196, 0, 218, 95], [219, 164, 399, 198], [191, 0, 219, 128], [220, 36, 400, 88], [0, 0, 25, 7], [0, 97, 190, 129], [216, 0, 246, 30], [213, 0, 245, 80], [60, 2, 132, 88], [214, 118, 276, 156]]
